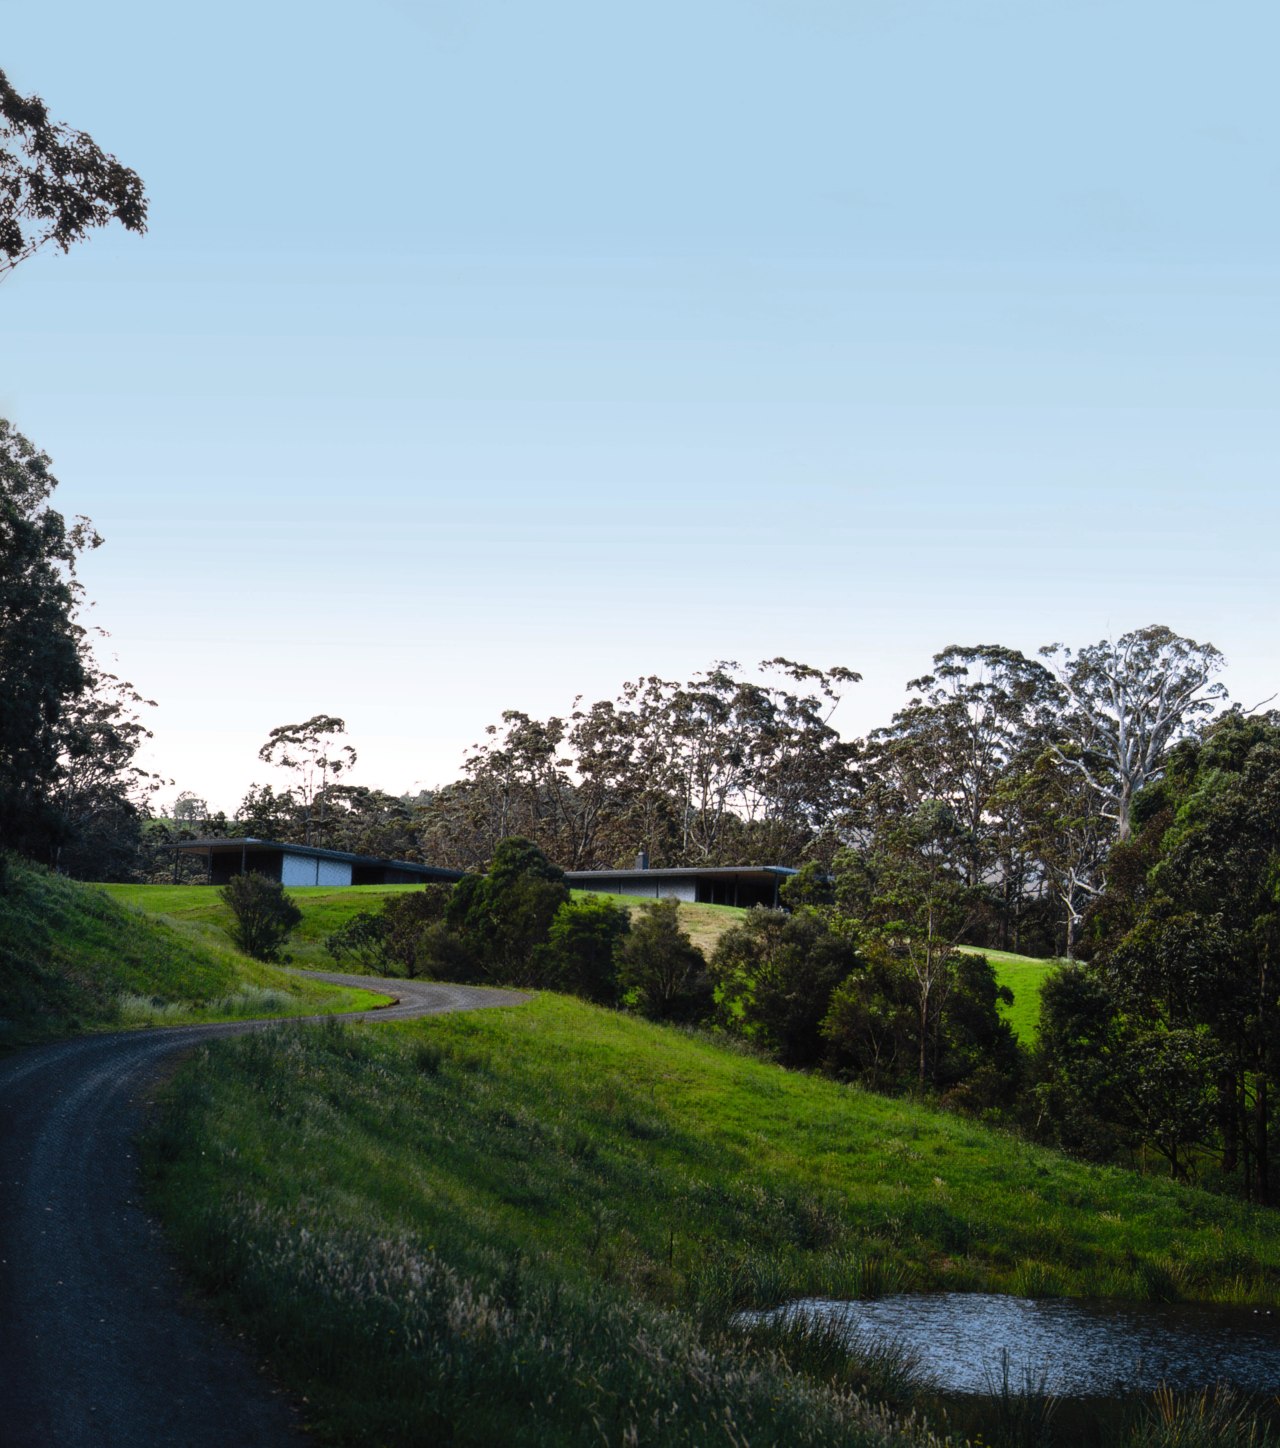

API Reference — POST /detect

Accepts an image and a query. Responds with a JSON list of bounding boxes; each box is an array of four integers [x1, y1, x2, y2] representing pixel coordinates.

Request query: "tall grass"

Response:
[[147, 997, 1280, 1445]]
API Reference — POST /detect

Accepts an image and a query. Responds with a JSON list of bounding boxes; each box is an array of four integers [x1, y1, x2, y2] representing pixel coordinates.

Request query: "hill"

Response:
[[1, 858, 388, 1051], [107, 884, 1055, 1039], [148, 991, 1280, 1446]]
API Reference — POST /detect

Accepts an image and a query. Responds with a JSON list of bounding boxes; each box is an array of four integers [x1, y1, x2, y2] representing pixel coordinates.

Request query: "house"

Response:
[[565, 854, 796, 909], [171, 837, 464, 888]]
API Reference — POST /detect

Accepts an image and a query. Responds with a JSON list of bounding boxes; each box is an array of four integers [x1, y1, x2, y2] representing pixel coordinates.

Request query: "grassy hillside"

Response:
[[107, 884, 1055, 1040], [103, 881, 424, 970], [1, 859, 389, 1051], [956, 944, 1059, 1041], [148, 993, 1280, 1445]]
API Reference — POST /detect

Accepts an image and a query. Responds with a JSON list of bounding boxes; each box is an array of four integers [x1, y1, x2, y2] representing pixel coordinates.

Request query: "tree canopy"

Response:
[[0, 68, 147, 278]]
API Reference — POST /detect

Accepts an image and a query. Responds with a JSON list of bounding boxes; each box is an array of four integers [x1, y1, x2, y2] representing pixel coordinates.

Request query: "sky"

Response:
[[4, 1, 1277, 813]]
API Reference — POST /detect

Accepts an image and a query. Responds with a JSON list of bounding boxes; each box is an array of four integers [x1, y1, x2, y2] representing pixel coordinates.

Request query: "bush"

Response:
[[219, 873, 302, 961], [534, 896, 630, 1002], [382, 886, 471, 979], [446, 838, 569, 985], [616, 898, 710, 1022], [325, 910, 390, 971]]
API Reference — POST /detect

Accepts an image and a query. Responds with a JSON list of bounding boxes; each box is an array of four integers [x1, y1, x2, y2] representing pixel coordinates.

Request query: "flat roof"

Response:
[[565, 865, 797, 882], [173, 837, 463, 880]]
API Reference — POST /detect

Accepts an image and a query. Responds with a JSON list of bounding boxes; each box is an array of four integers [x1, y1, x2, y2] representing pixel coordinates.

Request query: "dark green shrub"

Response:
[[325, 910, 390, 971], [534, 895, 630, 1002], [219, 873, 302, 961], [616, 898, 710, 1022]]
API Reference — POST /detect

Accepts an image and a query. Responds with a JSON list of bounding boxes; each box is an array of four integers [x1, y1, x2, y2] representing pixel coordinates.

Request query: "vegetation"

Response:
[[219, 872, 303, 961], [148, 995, 1280, 1446], [0, 854, 388, 1050], [0, 67, 147, 278]]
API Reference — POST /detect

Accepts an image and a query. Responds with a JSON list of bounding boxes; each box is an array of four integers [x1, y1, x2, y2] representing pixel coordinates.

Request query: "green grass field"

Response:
[[149, 993, 1280, 1445], [1, 861, 388, 1050], [106, 884, 1058, 1042]]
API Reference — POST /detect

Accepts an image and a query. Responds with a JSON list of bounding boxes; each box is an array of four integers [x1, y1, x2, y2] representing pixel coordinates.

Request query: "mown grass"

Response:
[[148, 994, 1280, 1446], [102, 881, 424, 970], [0, 858, 389, 1050], [955, 945, 1059, 1042]]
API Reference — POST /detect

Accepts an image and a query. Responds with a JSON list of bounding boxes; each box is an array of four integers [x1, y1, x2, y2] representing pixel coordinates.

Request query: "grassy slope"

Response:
[[102, 881, 426, 970], [586, 892, 1055, 1042], [1, 860, 389, 1051], [107, 884, 1055, 1041], [149, 994, 1280, 1444]]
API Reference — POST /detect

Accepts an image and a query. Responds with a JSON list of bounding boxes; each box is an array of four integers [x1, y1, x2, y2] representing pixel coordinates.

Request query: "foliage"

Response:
[[1041, 626, 1228, 842], [218, 873, 302, 962], [382, 885, 475, 980], [711, 906, 861, 1067], [616, 897, 711, 1021], [324, 909, 390, 972], [257, 715, 357, 846], [533, 894, 630, 1003], [0, 418, 155, 874], [0, 418, 91, 855], [822, 943, 1019, 1104], [445, 837, 570, 985], [0, 68, 147, 277], [418, 658, 861, 871]]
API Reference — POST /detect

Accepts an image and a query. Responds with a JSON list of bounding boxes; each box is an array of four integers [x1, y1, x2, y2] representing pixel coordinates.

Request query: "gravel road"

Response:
[[0, 975, 529, 1448]]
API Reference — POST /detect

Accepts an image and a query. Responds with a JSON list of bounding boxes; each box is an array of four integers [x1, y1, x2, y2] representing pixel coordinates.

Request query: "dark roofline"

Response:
[[172, 837, 463, 880], [564, 865, 797, 882]]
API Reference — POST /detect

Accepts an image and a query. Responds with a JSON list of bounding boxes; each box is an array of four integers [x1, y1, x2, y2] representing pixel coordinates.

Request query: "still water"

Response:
[[765, 1294, 1280, 1396]]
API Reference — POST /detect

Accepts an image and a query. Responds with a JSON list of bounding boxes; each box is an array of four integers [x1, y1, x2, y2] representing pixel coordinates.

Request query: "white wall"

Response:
[[281, 853, 353, 887], [583, 876, 697, 902]]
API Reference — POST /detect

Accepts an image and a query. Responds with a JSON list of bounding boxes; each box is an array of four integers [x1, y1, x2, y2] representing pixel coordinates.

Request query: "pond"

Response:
[[757, 1294, 1280, 1397]]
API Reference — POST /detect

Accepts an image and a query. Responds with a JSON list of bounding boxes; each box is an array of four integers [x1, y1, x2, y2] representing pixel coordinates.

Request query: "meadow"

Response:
[[0, 859, 387, 1050], [147, 993, 1280, 1446], [106, 883, 1051, 1040]]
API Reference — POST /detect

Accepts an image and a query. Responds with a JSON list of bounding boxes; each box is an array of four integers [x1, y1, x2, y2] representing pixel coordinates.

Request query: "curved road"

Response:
[[0, 975, 528, 1448]]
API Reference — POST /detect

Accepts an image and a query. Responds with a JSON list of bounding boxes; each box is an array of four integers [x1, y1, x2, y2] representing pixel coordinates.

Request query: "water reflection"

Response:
[[764, 1294, 1280, 1397]]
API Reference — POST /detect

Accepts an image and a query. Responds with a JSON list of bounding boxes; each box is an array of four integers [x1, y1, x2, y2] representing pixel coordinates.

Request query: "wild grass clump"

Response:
[[980, 1347, 1060, 1447], [737, 1312, 923, 1408], [1127, 1384, 1280, 1447]]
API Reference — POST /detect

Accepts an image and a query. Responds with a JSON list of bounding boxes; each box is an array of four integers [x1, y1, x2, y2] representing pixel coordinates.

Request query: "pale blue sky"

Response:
[[3, 1, 1276, 810]]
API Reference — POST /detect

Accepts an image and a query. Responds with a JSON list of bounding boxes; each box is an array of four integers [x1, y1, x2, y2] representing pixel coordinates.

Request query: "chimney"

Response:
[[636, 850, 649, 871]]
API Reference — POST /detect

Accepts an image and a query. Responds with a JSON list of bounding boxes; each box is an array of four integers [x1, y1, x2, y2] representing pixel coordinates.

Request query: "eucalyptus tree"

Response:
[[1040, 625, 1227, 842], [0, 67, 147, 278], [856, 645, 1059, 946], [1068, 712, 1280, 1199], [257, 714, 357, 845], [0, 419, 91, 854]]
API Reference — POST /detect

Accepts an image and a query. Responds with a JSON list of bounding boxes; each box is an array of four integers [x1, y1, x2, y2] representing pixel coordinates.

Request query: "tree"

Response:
[[445, 837, 569, 985], [381, 885, 470, 980], [50, 660, 159, 879], [257, 715, 357, 845], [534, 895, 630, 1002], [834, 805, 986, 1088], [1041, 626, 1227, 842], [219, 873, 302, 962], [711, 907, 860, 1067], [0, 418, 94, 856], [0, 68, 147, 278], [616, 898, 710, 1022]]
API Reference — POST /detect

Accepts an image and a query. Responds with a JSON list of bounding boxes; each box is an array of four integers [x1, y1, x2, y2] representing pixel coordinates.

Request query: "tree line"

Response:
[[146, 626, 1227, 963]]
